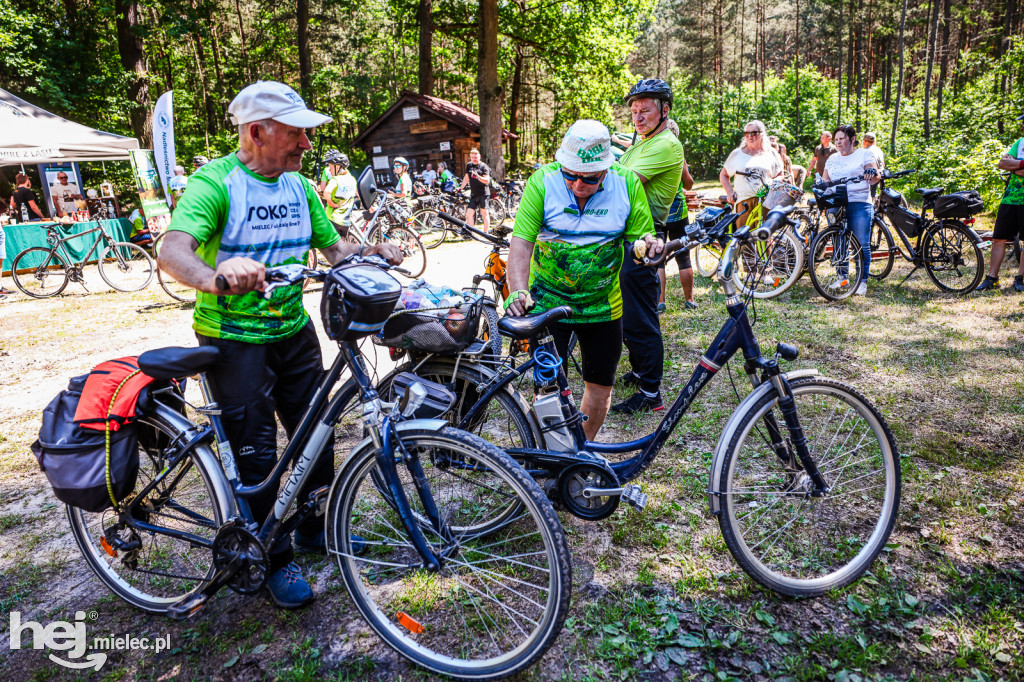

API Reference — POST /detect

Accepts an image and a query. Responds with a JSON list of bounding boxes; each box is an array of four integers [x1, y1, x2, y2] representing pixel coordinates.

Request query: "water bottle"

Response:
[[21, 203, 29, 222], [532, 390, 575, 452]]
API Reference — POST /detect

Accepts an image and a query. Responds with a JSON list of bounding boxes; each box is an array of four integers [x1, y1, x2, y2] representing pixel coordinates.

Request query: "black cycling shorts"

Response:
[[548, 318, 623, 387], [665, 218, 693, 270], [992, 202, 1024, 241], [467, 194, 489, 210]]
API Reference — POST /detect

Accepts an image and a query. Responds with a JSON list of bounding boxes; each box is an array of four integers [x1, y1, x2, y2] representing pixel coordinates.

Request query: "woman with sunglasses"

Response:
[[504, 120, 662, 441], [719, 120, 783, 226], [389, 156, 413, 209]]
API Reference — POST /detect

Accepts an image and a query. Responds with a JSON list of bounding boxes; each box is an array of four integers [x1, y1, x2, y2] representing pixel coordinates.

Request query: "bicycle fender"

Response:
[[706, 369, 819, 516]]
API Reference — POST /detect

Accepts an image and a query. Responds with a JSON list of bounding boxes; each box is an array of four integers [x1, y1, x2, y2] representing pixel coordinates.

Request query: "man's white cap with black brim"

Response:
[[556, 120, 615, 173], [228, 81, 332, 128]]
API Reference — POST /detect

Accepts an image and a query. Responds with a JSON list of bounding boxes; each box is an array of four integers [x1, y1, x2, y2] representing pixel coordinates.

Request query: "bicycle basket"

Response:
[[320, 263, 403, 341], [763, 182, 803, 210], [933, 190, 984, 219], [880, 186, 904, 208], [885, 204, 924, 238], [813, 184, 848, 210], [375, 289, 483, 354]]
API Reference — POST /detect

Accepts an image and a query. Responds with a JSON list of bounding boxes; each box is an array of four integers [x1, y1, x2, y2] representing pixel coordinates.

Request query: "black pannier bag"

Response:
[[321, 263, 403, 341], [813, 184, 848, 210], [885, 204, 925, 238], [31, 374, 140, 513], [933, 190, 984, 219]]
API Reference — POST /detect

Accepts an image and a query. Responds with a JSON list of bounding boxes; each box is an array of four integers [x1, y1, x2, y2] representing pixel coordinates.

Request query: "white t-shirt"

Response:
[[824, 148, 875, 204], [421, 169, 437, 186], [50, 181, 82, 214], [864, 144, 884, 170], [723, 148, 783, 201]]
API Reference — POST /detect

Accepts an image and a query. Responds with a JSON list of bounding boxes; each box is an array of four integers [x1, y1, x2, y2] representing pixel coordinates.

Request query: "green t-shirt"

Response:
[[618, 128, 685, 227], [168, 152, 340, 343], [512, 162, 654, 323], [1003, 138, 1024, 206], [320, 167, 332, 184]]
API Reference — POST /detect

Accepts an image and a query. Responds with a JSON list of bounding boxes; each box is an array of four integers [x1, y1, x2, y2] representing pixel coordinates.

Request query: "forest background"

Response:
[[0, 0, 1022, 211]]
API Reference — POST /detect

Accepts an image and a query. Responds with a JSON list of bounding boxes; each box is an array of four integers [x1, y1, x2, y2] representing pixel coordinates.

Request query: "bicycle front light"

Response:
[[399, 381, 428, 418]]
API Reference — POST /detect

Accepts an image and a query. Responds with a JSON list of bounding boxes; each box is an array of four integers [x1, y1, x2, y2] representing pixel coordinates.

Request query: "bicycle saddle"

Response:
[[497, 306, 573, 341], [138, 346, 221, 380], [915, 187, 943, 200]]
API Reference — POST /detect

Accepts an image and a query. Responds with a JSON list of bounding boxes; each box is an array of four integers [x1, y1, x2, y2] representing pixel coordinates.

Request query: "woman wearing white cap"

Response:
[[504, 119, 663, 440]]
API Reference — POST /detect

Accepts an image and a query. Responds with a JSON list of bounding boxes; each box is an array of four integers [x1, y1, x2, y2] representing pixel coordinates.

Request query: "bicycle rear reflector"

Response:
[[100, 536, 118, 557], [396, 612, 425, 634]]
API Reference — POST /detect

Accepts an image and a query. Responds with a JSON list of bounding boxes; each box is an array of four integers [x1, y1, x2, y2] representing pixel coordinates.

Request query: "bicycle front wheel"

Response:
[[67, 416, 230, 612], [99, 242, 155, 292], [734, 228, 804, 298], [694, 243, 723, 278], [717, 376, 900, 597], [12, 247, 70, 298], [868, 218, 895, 281], [923, 220, 984, 293], [808, 227, 863, 301], [487, 197, 506, 226], [328, 427, 571, 680], [152, 232, 197, 303], [370, 224, 427, 278], [411, 209, 448, 249]]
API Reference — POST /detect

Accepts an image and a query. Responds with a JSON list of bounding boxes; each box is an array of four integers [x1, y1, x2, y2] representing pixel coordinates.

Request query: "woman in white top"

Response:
[[820, 124, 880, 296], [719, 120, 783, 226]]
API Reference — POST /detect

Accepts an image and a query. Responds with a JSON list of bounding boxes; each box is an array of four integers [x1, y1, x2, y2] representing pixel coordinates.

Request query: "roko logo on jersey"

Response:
[[246, 204, 290, 222]]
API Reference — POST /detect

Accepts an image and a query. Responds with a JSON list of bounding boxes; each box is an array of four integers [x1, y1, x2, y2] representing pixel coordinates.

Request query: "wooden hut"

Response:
[[352, 91, 517, 185]]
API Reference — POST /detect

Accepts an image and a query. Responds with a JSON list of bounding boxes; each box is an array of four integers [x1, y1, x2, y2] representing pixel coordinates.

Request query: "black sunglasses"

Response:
[[560, 169, 602, 185]]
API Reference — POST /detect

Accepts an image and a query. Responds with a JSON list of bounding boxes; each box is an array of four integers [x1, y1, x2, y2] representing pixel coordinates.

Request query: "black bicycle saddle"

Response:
[[138, 346, 221, 380], [497, 306, 573, 341], [916, 187, 943, 200]]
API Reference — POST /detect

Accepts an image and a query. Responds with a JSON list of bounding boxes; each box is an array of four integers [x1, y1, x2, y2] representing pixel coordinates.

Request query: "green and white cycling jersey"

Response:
[[168, 152, 340, 343], [1003, 137, 1024, 206], [512, 162, 654, 323], [324, 170, 357, 223]]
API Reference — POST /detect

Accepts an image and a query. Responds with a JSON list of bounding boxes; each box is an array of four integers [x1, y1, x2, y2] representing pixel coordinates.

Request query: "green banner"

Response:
[[128, 149, 171, 218]]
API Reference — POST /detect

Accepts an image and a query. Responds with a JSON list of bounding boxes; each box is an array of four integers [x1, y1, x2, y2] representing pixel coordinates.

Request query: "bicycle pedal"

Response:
[[166, 592, 209, 620], [309, 485, 330, 516], [621, 484, 648, 512]]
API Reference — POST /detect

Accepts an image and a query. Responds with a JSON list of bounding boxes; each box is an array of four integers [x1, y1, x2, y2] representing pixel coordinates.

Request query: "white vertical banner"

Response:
[[152, 91, 176, 208]]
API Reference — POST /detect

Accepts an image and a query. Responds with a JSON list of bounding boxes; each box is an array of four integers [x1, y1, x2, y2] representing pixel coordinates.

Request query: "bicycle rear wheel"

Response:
[[734, 229, 804, 298], [152, 233, 197, 303], [67, 414, 230, 613], [487, 198, 506, 226], [716, 376, 900, 597], [370, 223, 427, 278], [98, 242, 155, 292], [923, 220, 984, 293], [808, 227, 863, 301], [327, 427, 571, 680], [11, 247, 69, 298], [411, 209, 448, 249]]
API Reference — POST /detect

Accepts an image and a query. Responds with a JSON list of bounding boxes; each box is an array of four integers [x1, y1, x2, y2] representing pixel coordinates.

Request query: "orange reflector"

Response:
[[396, 612, 424, 634], [100, 537, 117, 557]]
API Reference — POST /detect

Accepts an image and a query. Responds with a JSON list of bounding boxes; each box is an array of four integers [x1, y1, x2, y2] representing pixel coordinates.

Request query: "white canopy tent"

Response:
[[0, 88, 139, 166]]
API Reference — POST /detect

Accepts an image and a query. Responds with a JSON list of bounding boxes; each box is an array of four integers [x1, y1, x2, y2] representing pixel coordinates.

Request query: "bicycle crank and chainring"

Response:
[[212, 525, 269, 594], [557, 463, 621, 521]]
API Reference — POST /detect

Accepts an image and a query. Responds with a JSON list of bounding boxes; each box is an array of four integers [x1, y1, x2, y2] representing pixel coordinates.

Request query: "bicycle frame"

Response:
[[44, 222, 117, 269]]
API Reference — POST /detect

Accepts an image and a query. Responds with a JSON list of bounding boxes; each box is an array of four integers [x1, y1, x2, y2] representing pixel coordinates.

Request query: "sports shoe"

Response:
[[266, 562, 315, 608], [656, 302, 667, 314], [1012, 276, 1024, 293], [855, 282, 867, 296], [975, 275, 999, 292], [619, 371, 642, 389], [611, 391, 664, 415], [827, 277, 850, 290], [684, 300, 698, 310], [0, 287, 12, 295]]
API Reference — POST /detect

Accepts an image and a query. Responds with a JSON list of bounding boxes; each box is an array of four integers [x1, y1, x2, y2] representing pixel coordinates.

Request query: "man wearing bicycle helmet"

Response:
[[158, 81, 402, 610], [614, 78, 685, 415], [505, 119, 662, 440], [322, 152, 356, 234]]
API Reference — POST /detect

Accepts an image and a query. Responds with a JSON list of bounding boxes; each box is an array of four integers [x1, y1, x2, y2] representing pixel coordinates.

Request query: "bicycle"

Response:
[[67, 255, 571, 680], [151, 231, 196, 303], [868, 169, 985, 293], [412, 189, 506, 249], [11, 221, 155, 298], [805, 174, 878, 301], [380, 206, 902, 597]]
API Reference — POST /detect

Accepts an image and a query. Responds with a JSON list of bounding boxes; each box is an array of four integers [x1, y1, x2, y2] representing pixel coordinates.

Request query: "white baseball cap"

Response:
[[228, 81, 332, 128], [555, 120, 615, 173]]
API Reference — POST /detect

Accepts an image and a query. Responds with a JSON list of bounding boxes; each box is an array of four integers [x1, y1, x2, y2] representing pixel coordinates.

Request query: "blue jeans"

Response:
[[828, 202, 874, 284]]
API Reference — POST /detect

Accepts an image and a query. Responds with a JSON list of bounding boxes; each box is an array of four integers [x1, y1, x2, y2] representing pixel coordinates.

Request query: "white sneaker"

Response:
[[827, 277, 850, 290], [855, 282, 867, 296]]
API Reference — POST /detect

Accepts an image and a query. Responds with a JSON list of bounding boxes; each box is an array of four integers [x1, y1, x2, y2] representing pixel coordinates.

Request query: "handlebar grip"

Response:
[[643, 238, 683, 268], [215, 275, 228, 291]]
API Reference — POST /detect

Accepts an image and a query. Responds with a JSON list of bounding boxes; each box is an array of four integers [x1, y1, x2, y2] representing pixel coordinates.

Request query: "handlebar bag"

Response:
[[813, 184, 848, 210], [933, 190, 984, 219], [880, 186, 904, 208], [321, 263, 403, 341], [31, 373, 140, 513]]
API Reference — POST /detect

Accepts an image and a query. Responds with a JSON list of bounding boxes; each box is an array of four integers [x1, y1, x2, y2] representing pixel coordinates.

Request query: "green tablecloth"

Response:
[[2, 219, 131, 274]]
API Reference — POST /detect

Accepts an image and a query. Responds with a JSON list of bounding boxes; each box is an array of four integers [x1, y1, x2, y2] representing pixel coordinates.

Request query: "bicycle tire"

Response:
[[480, 302, 503, 359], [98, 242, 155, 292], [867, 218, 895, 281], [734, 228, 804, 299], [369, 223, 427, 278], [67, 412, 230, 613], [152, 233, 197, 303], [923, 220, 984, 294], [694, 243, 723, 279], [487, 198, 506, 226], [716, 376, 900, 597], [808, 227, 864, 301], [327, 427, 571, 680], [11, 247, 70, 298], [411, 208, 448, 249]]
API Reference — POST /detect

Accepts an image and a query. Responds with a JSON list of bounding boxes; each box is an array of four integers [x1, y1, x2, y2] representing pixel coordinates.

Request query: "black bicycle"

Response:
[[412, 189, 506, 248], [805, 174, 877, 301]]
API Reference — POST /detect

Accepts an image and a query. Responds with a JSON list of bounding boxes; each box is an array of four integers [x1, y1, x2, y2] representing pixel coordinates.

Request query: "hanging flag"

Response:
[[152, 91, 176, 208]]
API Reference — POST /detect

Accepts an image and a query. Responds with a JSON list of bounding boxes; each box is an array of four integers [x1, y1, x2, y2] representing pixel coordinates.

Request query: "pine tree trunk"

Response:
[[891, 0, 908, 155], [417, 0, 434, 95], [234, 0, 251, 80], [795, 0, 801, 140], [845, 0, 854, 114], [297, 0, 312, 103], [836, 27, 843, 125], [923, 0, 939, 140], [509, 42, 524, 169], [116, 0, 151, 146], [210, 23, 227, 130], [477, 0, 505, 180]]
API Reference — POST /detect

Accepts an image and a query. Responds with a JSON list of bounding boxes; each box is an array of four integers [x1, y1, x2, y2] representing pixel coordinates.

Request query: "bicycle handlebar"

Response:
[[435, 211, 510, 248], [214, 254, 411, 296]]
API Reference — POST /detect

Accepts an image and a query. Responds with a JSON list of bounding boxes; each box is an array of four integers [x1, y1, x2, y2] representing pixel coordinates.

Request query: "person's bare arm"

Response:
[[719, 167, 737, 204], [29, 199, 44, 219], [320, 240, 403, 267], [998, 154, 1024, 176], [157, 230, 264, 296], [682, 162, 694, 191], [460, 174, 470, 191], [504, 236, 535, 316]]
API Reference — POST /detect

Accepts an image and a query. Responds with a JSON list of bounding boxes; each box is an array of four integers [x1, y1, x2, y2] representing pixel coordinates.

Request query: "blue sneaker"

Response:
[[265, 562, 314, 608]]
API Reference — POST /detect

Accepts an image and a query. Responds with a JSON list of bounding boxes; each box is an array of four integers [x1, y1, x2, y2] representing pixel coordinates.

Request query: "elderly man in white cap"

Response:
[[505, 119, 662, 439], [158, 81, 402, 610]]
